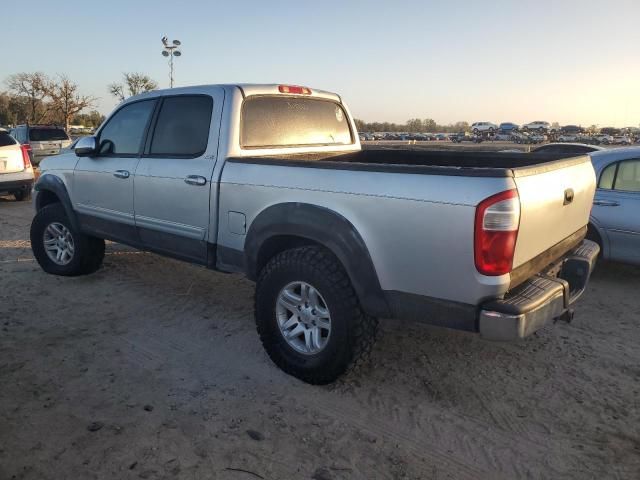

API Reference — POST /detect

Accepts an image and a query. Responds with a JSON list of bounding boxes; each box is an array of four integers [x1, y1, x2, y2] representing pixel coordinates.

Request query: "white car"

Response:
[[0, 129, 35, 201], [522, 121, 551, 132], [592, 134, 613, 145], [471, 122, 497, 134], [612, 136, 632, 145], [558, 134, 579, 143]]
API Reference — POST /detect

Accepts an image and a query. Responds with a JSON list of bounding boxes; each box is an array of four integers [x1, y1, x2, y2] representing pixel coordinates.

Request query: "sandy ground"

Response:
[[1, 198, 639, 480]]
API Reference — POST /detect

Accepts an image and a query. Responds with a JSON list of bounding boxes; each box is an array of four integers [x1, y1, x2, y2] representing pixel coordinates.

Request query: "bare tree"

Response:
[[108, 73, 158, 102], [47, 76, 97, 130], [5, 72, 51, 123]]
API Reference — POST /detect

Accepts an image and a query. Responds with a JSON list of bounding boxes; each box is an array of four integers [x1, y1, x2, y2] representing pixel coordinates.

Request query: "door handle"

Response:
[[113, 170, 130, 179], [184, 175, 207, 186], [593, 200, 619, 207]]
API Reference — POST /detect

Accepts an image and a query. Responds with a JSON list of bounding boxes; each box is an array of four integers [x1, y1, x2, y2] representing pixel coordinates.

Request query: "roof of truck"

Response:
[[128, 84, 341, 103]]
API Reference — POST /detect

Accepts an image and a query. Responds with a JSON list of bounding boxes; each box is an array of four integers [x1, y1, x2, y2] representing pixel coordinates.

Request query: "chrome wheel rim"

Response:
[[43, 222, 75, 266], [276, 281, 331, 355]]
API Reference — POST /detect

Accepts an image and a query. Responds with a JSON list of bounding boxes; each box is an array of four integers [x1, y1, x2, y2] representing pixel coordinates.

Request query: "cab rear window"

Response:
[[29, 128, 69, 142], [0, 132, 17, 147], [241, 96, 352, 148]]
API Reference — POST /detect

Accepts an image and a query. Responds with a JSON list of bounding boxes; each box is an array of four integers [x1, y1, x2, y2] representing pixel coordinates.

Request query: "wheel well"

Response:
[[255, 235, 320, 278], [36, 189, 61, 210], [586, 223, 603, 257]]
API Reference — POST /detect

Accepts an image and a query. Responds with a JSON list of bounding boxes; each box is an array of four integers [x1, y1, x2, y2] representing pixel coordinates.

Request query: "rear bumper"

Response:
[[479, 239, 599, 340], [0, 177, 34, 195]]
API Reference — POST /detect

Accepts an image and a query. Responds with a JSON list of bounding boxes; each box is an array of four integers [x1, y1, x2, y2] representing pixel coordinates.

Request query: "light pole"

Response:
[[161, 36, 182, 88]]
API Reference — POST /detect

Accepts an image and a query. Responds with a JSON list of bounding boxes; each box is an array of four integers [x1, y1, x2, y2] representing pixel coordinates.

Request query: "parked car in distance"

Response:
[[10, 125, 72, 165], [591, 134, 613, 145], [449, 132, 483, 143], [31, 83, 599, 384], [493, 132, 514, 141], [471, 122, 497, 134], [498, 122, 519, 132], [434, 133, 448, 141], [522, 121, 551, 132], [588, 148, 640, 265], [531, 143, 604, 155], [560, 125, 584, 135], [600, 127, 621, 136], [513, 132, 545, 144], [611, 136, 632, 145], [558, 134, 579, 143], [358, 133, 374, 141], [0, 129, 34, 201]]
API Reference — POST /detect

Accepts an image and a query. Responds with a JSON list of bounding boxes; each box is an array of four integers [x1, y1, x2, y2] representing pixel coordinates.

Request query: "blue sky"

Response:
[[4, 0, 640, 126]]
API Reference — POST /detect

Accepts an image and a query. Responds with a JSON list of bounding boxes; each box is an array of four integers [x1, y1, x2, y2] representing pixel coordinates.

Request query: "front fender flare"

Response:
[[34, 174, 79, 231]]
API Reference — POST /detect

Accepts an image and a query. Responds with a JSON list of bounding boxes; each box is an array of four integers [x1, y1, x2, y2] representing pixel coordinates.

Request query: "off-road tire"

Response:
[[30, 203, 105, 276], [255, 246, 378, 384]]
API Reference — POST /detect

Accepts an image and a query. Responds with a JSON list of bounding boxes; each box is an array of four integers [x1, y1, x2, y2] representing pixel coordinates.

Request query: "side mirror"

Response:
[[75, 136, 97, 157]]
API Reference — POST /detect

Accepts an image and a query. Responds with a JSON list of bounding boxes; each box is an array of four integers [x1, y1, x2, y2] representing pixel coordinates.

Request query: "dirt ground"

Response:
[[1, 198, 639, 480]]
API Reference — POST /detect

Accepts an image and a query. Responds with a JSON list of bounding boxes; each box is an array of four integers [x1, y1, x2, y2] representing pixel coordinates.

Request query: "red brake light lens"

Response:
[[20, 144, 32, 169], [278, 85, 312, 95], [474, 189, 520, 276]]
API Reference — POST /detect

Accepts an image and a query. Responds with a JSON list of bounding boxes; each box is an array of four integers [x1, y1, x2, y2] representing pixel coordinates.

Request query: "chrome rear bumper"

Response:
[[479, 239, 600, 341]]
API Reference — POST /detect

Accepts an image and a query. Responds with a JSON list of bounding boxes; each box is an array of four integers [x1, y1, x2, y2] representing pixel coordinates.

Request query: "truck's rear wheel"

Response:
[[30, 203, 105, 276], [255, 246, 378, 384]]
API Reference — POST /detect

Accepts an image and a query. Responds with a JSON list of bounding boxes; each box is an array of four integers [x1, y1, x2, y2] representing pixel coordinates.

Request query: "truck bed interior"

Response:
[[234, 148, 586, 176]]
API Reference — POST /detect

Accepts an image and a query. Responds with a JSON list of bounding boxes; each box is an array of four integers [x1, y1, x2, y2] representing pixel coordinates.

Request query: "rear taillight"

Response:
[[20, 144, 32, 169], [474, 189, 520, 276]]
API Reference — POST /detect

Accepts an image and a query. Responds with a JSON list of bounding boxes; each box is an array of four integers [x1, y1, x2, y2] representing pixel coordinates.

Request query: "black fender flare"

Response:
[[34, 174, 80, 231], [245, 203, 390, 318]]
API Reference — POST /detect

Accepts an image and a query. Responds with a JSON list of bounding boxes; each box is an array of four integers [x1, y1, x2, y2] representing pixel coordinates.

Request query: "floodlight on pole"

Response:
[[161, 36, 182, 88]]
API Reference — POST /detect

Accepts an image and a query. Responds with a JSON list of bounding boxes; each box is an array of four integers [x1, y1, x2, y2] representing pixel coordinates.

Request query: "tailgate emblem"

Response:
[[563, 188, 574, 205]]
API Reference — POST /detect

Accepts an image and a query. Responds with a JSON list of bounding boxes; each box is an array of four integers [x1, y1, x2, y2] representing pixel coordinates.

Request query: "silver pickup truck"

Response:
[[31, 84, 599, 384]]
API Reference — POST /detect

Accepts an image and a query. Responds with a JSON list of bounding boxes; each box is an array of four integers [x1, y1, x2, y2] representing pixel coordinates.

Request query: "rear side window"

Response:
[[0, 132, 17, 147], [29, 128, 69, 142], [241, 96, 352, 148], [614, 160, 640, 192], [149, 95, 213, 157], [599, 163, 616, 189]]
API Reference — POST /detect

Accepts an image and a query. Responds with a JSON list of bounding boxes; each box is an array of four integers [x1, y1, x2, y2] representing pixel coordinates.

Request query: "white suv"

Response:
[[0, 129, 34, 201], [470, 122, 497, 134], [522, 121, 551, 132]]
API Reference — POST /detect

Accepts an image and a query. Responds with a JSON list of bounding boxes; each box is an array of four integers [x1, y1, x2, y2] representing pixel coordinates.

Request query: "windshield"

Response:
[[29, 128, 69, 142], [241, 96, 353, 148]]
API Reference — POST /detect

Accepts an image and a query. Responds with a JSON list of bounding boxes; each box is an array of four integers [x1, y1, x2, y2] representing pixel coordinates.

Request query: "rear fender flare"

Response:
[[245, 203, 390, 318]]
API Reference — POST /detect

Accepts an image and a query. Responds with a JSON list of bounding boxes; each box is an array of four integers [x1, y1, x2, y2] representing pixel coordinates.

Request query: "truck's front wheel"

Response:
[[255, 246, 378, 384], [30, 203, 105, 276]]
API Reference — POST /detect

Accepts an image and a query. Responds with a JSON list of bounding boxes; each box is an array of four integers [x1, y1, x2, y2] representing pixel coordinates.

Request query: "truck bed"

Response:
[[232, 149, 586, 177]]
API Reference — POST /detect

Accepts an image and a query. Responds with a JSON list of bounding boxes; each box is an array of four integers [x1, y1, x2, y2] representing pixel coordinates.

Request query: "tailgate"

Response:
[[32, 140, 63, 156], [0, 145, 24, 174], [512, 156, 596, 268]]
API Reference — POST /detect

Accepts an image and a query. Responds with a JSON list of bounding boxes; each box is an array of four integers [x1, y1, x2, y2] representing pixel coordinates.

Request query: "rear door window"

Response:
[[149, 95, 213, 157], [29, 128, 69, 142], [614, 160, 640, 192], [599, 163, 616, 189], [241, 96, 353, 148]]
